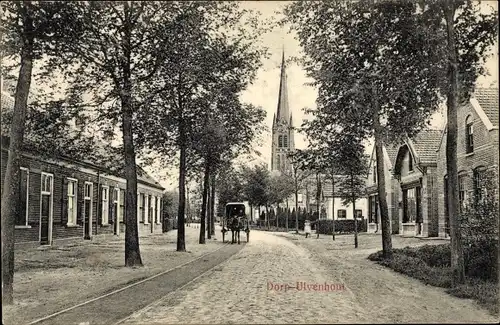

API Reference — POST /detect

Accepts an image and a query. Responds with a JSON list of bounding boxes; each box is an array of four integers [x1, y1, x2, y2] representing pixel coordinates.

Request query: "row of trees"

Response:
[[1, 1, 269, 304], [284, 0, 497, 284]]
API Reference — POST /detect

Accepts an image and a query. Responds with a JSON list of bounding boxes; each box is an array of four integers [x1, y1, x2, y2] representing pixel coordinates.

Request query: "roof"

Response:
[[385, 143, 400, 168], [473, 88, 498, 127], [408, 129, 442, 165]]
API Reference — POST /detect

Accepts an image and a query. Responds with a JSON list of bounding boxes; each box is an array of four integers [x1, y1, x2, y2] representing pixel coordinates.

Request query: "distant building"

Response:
[[270, 50, 295, 173]]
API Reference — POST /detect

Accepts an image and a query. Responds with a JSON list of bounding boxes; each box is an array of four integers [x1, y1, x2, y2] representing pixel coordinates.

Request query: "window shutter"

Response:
[[61, 178, 68, 226], [77, 181, 84, 225], [108, 186, 114, 225], [98, 185, 103, 226]]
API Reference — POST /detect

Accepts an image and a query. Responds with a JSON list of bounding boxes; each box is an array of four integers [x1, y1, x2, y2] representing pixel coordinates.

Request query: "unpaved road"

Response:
[[123, 231, 498, 324]]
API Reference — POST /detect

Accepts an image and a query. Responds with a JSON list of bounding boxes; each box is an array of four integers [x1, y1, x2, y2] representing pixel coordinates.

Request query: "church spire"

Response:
[[276, 49, 290, 123]]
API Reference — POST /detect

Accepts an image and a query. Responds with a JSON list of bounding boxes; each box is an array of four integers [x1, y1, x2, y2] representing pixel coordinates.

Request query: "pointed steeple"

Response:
[[276, 49, 290, 123]]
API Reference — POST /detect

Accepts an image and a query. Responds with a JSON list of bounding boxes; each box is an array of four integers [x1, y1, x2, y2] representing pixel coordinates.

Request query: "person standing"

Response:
[[304, 220, 311, 238]]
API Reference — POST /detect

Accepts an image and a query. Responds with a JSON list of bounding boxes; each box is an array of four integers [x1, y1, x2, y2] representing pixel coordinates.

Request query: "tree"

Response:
[[42, 1, 188, 266], [284, 0, 447, 258], [333, 134, 369, 248], [288, 150, 313, 234], [140, 2, 268, 251], [242, 164, 271, 226], [0, 1, 83, 304], [268, 173, 295, 230], [418, 0, 498, 286]]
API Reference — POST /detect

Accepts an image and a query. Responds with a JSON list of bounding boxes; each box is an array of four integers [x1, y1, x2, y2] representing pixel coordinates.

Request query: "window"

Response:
[[284, 135, 288, 147], [84, 182, 92, 198], [355, 209, 363, 219], [369, 195, 378, 223], [140, 193, 145, 222], [466, 116, 473, 153], [17, 168, 29, 226], [372, 165, 377, 183], [278, 135, 283, 147], [41, 174, 53, 194], [67, 179, 78, 225], [101, 186, 109, 224], [337, 209, 347, 218], [403, 188, 416, 223], [277, 155, 281, 170], [458, 174, 467, 212], [119, 189, 125, 222], [408, 152, 413, 172], [473, 168, 486, 203], [297, 194, 303, 203]]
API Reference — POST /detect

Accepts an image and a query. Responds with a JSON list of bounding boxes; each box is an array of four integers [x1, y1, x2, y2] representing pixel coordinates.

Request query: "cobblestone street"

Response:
[[123, 231, 498, 324]]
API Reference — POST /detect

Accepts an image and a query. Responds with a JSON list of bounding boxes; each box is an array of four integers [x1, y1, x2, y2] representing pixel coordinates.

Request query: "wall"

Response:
[[325, 197, 368, 220], [436, 102, 499, 237]]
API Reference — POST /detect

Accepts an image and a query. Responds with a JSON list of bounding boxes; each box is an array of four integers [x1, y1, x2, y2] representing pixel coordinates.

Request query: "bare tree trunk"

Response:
[[210, 174, 215, 236], [276, 203, 279, 230], [266, 204, 269, 230], [331, 173, 336, 241], [177, 129, 186, 251], [1, 6, 34, 303], [351, 172, 358, 248], [206, 171, 211, 240], [373, 86, 393, 259], [295, 185, 299, 234], [199, 162, 209, 244], [286, 198, 289, 232], [443, 0, 465, 285], [122, 3, 142, 266]]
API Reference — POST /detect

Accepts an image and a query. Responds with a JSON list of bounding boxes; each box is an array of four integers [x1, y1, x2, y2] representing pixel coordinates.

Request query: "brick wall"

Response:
[[1, 148, 164, 245], [436, 102, 499, 237]]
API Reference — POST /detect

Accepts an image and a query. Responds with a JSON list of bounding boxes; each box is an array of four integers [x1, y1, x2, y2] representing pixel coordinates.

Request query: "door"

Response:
[[84, 182, 93, 239], [40, 195, 50, 245], [40, 173, 53, 245], [113, 188, 119, 235]]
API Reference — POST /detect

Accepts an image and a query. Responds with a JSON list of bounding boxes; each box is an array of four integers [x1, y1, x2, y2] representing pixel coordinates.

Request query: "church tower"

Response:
[[271, 50, 295, 173]]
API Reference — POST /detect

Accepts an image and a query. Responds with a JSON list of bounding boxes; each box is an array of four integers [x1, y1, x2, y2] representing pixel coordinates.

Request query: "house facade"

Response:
[[322, 178, 368, 220], [393, 129, 442, 237], [436, 88, 499, 238], [365, 145, 400, 234], [1, 137, 165, 247]]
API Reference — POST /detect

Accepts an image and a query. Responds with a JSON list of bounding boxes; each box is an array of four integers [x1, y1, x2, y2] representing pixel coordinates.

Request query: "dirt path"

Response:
[[277, 232, 498, 324]]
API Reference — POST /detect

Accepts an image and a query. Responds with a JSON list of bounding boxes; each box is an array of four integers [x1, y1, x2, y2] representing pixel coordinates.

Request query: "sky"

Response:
[[158, 0, 499, 191], [1, 1, 497, 191]]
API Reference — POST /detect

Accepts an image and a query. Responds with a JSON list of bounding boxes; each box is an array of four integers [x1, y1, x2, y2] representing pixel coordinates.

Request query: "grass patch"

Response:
[[368, 245, 498, 315]]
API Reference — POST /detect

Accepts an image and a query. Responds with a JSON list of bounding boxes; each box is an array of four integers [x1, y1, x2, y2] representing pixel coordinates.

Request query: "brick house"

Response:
[[393, 129, 442, 237], [365, 144, 400, 234], [1, 136, 165, 246], [436, 88, 499, 238]]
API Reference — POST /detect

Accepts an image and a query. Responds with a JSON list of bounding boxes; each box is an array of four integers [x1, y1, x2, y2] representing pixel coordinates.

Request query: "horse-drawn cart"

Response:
[[222, 202, 250, 244]]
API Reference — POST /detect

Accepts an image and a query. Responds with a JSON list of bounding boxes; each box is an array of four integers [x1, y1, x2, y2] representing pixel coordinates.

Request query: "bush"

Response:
[[315, 219, 367, 235]]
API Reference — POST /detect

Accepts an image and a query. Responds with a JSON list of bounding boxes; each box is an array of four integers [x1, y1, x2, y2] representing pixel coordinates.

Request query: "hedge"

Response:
[[315, 219, 367, 234]]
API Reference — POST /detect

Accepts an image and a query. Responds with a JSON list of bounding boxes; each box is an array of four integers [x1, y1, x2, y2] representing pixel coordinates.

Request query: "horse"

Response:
[[230, 216, 241, 244]]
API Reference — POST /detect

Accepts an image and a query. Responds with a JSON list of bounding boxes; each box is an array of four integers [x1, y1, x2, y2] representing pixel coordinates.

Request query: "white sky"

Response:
[[2, 1, 497, 191]]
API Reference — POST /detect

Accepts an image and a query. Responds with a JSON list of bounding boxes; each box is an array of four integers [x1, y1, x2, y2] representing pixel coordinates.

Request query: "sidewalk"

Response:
[[3, 226, 223, 325]]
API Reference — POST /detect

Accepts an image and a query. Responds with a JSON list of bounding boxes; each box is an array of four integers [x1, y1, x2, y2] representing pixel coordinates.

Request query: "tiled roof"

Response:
[[409, 129, 443, 165], [385, 144, 400, 168], [474, 88, 498, 127]]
